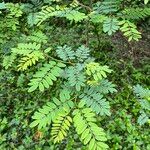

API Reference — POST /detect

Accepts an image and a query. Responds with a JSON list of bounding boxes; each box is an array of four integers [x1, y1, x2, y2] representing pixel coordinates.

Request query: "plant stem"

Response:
[[77, 1, 92, 12], [94, 25, 101, 49]]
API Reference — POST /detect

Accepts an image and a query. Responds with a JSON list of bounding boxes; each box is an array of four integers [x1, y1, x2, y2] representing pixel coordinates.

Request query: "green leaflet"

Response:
[[79, 87, 111, 116], [28, 61, 66, 92], [89, 13, 107, 24], [51, 112, 72, 143], [86, 62, 112, 82], [133, 85, 150, 125], [17, 51, 44, 71], [137, 112, 149, 126], [121, 7, 150, 20], [75, 45, 90, 62], [73, 103, 108, 150], [133, 84, 150, 100], [65, 9, 87, 22], [103, 18, 119, 35], [56, 45, 75, 61], [2, 54, 16, 69], [11, 42, 44, 71], [12, 42, 41, 55], [35, 6, 87, 25], [30, 90, 74, 129], [65, 65, 86, 91], [119, 20, 141, 41], [27, 31, 48, 44], [93, 0, 120, 14], [94, 79, 117, 94]]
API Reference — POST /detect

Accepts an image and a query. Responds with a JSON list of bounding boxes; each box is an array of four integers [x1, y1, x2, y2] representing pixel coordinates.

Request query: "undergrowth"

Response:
[[0, 0, 150, 150]]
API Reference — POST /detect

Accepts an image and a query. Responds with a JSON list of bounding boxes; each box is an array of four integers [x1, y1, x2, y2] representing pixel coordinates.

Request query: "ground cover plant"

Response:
[[0, 0, 150, 150]]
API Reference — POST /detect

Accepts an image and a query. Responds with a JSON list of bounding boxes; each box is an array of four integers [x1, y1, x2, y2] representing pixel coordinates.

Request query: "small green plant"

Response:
[[8, 39, 116, 149], [33, 0, 150, 41], [133, 85, 150, 125], [1, 0, 149, 149], [2, 23, 117, 148]]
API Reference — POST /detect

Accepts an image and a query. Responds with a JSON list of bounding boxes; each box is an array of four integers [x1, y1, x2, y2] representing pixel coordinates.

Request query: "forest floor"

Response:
[[112, 29, 150, 66]]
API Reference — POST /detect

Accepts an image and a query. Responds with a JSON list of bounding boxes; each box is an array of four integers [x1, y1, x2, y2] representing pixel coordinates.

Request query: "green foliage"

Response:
[[28, 61, 66, 92], [27, 31, 48, 44], [144, 0, 149, 4], [51, 112, 72, 143], [56, 45, 90, 62], [35, 6, 59, 25], [137, 111, 149, 126], [65, 9, 87, 22], [103, 18, 119, 35], [0, 118, 7, 147], [35, 5, 87, 25], [56, 45, 75, 61], [17, 51, 44, 71], [65, 65, 86, 91], [134, 84, 150, 100], [133, 85, 150, 125], [122, 7, 150, 20], [28, 50, 113, 147], [73, 102, 108, 150], [75, 45, 90, 62], [119, 20, 142, 41], [93, 0, 120, 14], [11, 42, 44, 70], [86, 62, 112, 82], [3, 3, 23, 30], [79, 87, 111, 116], [30, 90, 74, 129], [89, 14, 107, 24], [2, 54, 16, 69], [6, 3, 23, 18], [12, 42, 41, 55], [0, 2, 6, 10], [1, 0, 150, 149], [94, 79, 117, 94], [31, 0, 148, 41]]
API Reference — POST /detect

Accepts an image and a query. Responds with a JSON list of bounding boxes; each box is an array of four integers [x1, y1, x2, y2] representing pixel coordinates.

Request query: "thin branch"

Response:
[[44, 53, 75, 65], [77, 1, 92, 12]]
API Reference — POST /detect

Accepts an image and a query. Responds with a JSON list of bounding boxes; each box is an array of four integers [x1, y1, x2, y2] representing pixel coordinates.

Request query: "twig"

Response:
[[50, 56, 75, 65], [77, 1, 92, 12], [94, 25, 101, 49]]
